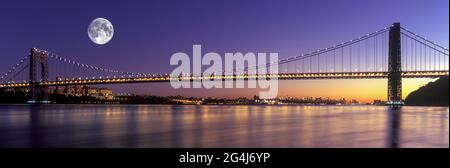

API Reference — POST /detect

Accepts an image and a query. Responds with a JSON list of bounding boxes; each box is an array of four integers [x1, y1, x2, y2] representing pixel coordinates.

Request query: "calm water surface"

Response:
[[0, 104, 448, 148]]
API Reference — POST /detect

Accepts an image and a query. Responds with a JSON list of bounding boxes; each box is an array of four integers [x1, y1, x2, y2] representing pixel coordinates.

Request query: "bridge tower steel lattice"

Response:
[[388, 22, 402, 104], [29, 48, 49, 103]]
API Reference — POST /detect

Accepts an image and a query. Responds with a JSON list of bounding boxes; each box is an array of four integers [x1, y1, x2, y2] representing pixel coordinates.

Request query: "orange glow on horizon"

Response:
[[278, 78, 438, 103], [107, 77, 441, 103]]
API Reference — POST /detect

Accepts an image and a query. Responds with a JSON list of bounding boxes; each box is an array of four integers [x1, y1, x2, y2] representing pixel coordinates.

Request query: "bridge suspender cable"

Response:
[[1, 24, 448, 85]]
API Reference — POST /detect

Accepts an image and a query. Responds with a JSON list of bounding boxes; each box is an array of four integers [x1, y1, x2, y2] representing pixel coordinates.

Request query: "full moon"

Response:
[[88, 18, 114, 45]]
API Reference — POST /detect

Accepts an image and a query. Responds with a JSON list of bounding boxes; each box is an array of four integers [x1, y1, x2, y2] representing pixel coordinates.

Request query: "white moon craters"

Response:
[[88, 18, 114, 45]]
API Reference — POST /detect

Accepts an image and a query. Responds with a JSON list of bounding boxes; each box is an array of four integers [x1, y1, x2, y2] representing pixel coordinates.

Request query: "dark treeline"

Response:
[[0, 90, 179, 104], [116, 95, 180, 104], [0, 90, 111, 104], [0, 90, 28, 103], [405, 76, 449, 106]]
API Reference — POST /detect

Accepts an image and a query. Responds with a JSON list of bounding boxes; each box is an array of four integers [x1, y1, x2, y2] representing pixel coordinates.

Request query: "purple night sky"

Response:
[[0, 0, 448, 101]]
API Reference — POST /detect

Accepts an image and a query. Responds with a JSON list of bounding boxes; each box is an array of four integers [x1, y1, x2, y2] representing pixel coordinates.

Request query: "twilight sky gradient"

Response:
[[0, 0, 448, 102]]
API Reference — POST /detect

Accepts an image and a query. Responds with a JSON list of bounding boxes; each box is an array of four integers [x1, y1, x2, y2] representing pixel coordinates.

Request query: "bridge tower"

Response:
[[28, 48, 49, 103], [387, 23, 402, 105]]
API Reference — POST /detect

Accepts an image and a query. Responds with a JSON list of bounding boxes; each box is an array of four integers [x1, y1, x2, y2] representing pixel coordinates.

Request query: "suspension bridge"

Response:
[[0, 23, 448, 105]]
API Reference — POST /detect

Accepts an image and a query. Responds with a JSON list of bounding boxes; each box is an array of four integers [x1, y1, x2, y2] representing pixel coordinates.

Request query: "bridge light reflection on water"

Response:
[[0, 105, 447, 148]]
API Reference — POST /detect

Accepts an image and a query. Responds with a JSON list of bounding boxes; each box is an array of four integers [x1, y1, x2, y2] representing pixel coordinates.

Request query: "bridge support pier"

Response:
[[28, 48, 50, 104], [387, 23, 402, 105]]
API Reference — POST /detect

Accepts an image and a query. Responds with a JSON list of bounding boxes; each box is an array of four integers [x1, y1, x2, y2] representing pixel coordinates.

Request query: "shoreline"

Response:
[[0, 103, 448, 107]]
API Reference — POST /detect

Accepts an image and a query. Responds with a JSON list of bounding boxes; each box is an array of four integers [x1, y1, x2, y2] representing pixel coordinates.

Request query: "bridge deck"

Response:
[[0, 71, 448, 88]]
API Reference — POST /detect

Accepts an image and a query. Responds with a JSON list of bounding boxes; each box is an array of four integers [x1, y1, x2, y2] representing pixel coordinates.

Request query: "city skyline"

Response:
[[0, 0, 448, 103]]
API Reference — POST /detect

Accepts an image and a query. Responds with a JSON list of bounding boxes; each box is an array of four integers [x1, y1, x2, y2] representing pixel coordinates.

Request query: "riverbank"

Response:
[[405, 76, 449, 106]]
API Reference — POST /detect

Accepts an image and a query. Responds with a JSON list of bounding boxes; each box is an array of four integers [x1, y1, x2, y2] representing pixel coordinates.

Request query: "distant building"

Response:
[[253, 95, 280, 104], [372, 100, 387, 105], [50, 85, 113, 100], [95, 88, 113, 100], [3, 87, 29, 93], [351, 99, 360, 105], [171, 98, 202, 105]]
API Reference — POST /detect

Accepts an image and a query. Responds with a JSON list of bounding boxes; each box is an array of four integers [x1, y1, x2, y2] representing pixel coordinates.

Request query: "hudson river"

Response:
[[0, 105, 448, 148]]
